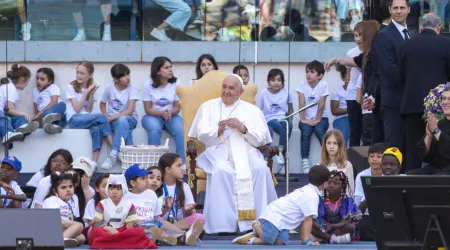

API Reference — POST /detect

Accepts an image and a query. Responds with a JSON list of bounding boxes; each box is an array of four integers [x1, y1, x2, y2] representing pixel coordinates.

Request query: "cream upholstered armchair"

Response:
[[176, 70, 279, 205]]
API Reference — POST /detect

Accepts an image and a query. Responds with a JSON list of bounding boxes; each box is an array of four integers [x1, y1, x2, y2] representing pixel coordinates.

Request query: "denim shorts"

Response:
[[257, 219, 289, 245], [142, 219, 163, 230]]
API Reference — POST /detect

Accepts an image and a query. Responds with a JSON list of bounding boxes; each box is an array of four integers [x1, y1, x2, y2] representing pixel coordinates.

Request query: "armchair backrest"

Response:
[[176, 70, 258, 159]]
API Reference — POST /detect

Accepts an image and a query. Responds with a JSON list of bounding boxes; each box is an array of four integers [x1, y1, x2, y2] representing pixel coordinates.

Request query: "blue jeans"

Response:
[[267, 119, 292, 155], [184, 0, 201, 6], [152, 0, 191, 31], [299, 118, 329, 159], [110, 116, 137, 151], [43, 102, 67, 128], [0, 112, 27, 138], [68, 114, 111, 152], [141, 115, 185, 163], [333, 116, 350, 148], [257, 219, 289, 245]]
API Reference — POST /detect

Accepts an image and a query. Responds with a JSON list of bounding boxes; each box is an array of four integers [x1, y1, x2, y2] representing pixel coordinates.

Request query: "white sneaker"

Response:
[[44, 123, 62, 134], [185, 219, 204, 246], [302, 158, 310, 174], [232, 232, 255, 245], [43, 113, 61, 125], [15, 121, 39, 135], [149, 227, 177, 246], [21, 22, 31, 41], [334, 233, 351, 244], [100, 155, 117, 170], [102, 30, 111, 41], [73, 29, 86, 41], [150, 28, 171, 41], [2, 132, 24, 145], [273, 152, 285, 165], [63, 238, 78, 248], [193, 9, 204, 24]]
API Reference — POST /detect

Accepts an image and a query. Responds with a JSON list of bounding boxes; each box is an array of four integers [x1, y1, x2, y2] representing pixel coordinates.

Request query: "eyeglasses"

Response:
[[52, 159, 69, 167]]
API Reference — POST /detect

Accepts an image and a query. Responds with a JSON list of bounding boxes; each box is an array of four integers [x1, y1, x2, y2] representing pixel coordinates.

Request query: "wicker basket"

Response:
[[119, 138, 170, 170]]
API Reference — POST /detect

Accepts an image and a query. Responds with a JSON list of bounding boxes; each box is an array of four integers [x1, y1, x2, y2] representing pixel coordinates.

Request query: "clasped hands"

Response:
[[425, 111, 438, 137], [218, 118, 246, 136]]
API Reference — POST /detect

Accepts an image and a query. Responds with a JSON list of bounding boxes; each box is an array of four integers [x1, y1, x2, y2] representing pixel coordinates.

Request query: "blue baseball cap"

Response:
[[124, 164, 151, 181], [2, 156, 22, 173]]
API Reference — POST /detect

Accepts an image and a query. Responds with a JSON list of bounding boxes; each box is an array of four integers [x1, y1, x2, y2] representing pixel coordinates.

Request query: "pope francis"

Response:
[[188, 74, 278, 234]]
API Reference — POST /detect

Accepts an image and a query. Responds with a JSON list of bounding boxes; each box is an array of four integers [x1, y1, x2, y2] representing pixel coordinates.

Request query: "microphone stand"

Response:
[[277, 100, 318, 194], [1, 15, 9, 157]]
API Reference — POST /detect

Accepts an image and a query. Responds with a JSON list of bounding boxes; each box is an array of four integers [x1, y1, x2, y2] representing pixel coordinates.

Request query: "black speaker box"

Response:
[[348, 146, 370, 179], [0, 209, 64, 250]]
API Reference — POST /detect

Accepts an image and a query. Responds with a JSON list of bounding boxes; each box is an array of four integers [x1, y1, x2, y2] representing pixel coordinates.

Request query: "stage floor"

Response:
[[73, 240, 377, 249]]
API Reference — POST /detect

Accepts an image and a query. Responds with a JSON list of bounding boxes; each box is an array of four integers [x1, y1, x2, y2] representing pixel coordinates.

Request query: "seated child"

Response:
[[42, 173, 85, 248], [159, 153, 205, 246], [232, 164, 330, 246], [312, 171, 362, 244], [123, 164, 178, 246], [89, 174, 157, 249], [381, 147, 403, 176], [233, 65, 250, 85], [83, 174, 110, 238], [0, 156, 26, 208]]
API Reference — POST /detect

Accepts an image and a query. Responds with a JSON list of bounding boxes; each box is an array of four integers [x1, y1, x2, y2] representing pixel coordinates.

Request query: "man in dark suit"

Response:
[[374, 0, 410, 151], [399, 13, 450, 172]]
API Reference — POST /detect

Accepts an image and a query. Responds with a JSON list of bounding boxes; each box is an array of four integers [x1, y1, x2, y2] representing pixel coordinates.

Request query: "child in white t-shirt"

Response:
[[84, 174, 109, 228], [43, 173, 85, 248], [124, 164, 181, 246], [89, 174, 157, 249], [233, 65, 250, 85], [257, 68, 293, 167], [141, 57, 185, 166], [32, 67, 66, 134], [320, 130, 354, 194], [66, 62, 113, 163], [0, 64, 39, 146], [356, 74, 372, 146], [296, 61, 330, 173], [0, 157, 26, 208], [100, 64, 139, 170], [330, 65, 350, 147], [233, 164, 330, 246], [159, 153, 205, 246]]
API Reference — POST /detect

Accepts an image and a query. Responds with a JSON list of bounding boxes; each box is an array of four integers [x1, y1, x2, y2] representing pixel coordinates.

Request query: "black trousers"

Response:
[[371, 104, 384, 144], [403, 113, 426, 172], [381, 106, 405, 149], [362, 114, 373, 146], [356, 215, 375, 241], [346, 100, 363, 147]]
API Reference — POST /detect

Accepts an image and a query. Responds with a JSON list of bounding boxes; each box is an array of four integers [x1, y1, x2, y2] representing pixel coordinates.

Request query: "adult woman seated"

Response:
[[410, 87, 450, 175]]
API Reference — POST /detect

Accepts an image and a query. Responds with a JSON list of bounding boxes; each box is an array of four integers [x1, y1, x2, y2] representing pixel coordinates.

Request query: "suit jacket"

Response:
[[399, 29, 450, 114], [374, 22, 408, 108]]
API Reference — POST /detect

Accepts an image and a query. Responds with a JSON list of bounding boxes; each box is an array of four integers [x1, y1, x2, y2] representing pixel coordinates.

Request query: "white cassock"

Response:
[[188, 98, 278, 233]]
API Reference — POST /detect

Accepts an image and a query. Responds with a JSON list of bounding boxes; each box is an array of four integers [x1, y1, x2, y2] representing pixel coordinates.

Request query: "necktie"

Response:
[[402, 28, 410, 40]]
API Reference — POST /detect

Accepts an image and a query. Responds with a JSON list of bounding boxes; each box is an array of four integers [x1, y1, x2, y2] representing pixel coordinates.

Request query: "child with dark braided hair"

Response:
[[312, 171, 361, 244]]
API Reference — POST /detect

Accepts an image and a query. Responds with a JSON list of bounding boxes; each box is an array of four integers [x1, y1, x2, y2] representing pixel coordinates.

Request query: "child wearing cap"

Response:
[[89, 174, 157, 249], [382, 147, 403, 176], [123, 164, 185, 246], [0, 156, 26, 208]]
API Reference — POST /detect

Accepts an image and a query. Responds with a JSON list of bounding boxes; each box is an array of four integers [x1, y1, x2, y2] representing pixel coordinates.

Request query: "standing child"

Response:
[[320, 129, 354, 194], [233, 64, 250, 85], [159, 153, 205, 245], [0, 64, 39, 145], [100, 64, 139, 170], [89, 174, 157, 249], [0, 157, 27, 208], [330, 65, 350, 147], [296, 60, 330, 173], [354, 142, 387, 241], [65, 61, 113, 163], [257, 68, 293, 166], [232, 164, 330, 245], [312, 171, 361, 244], [43, 173, 85, 248], [32, 67, 67, 134]]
